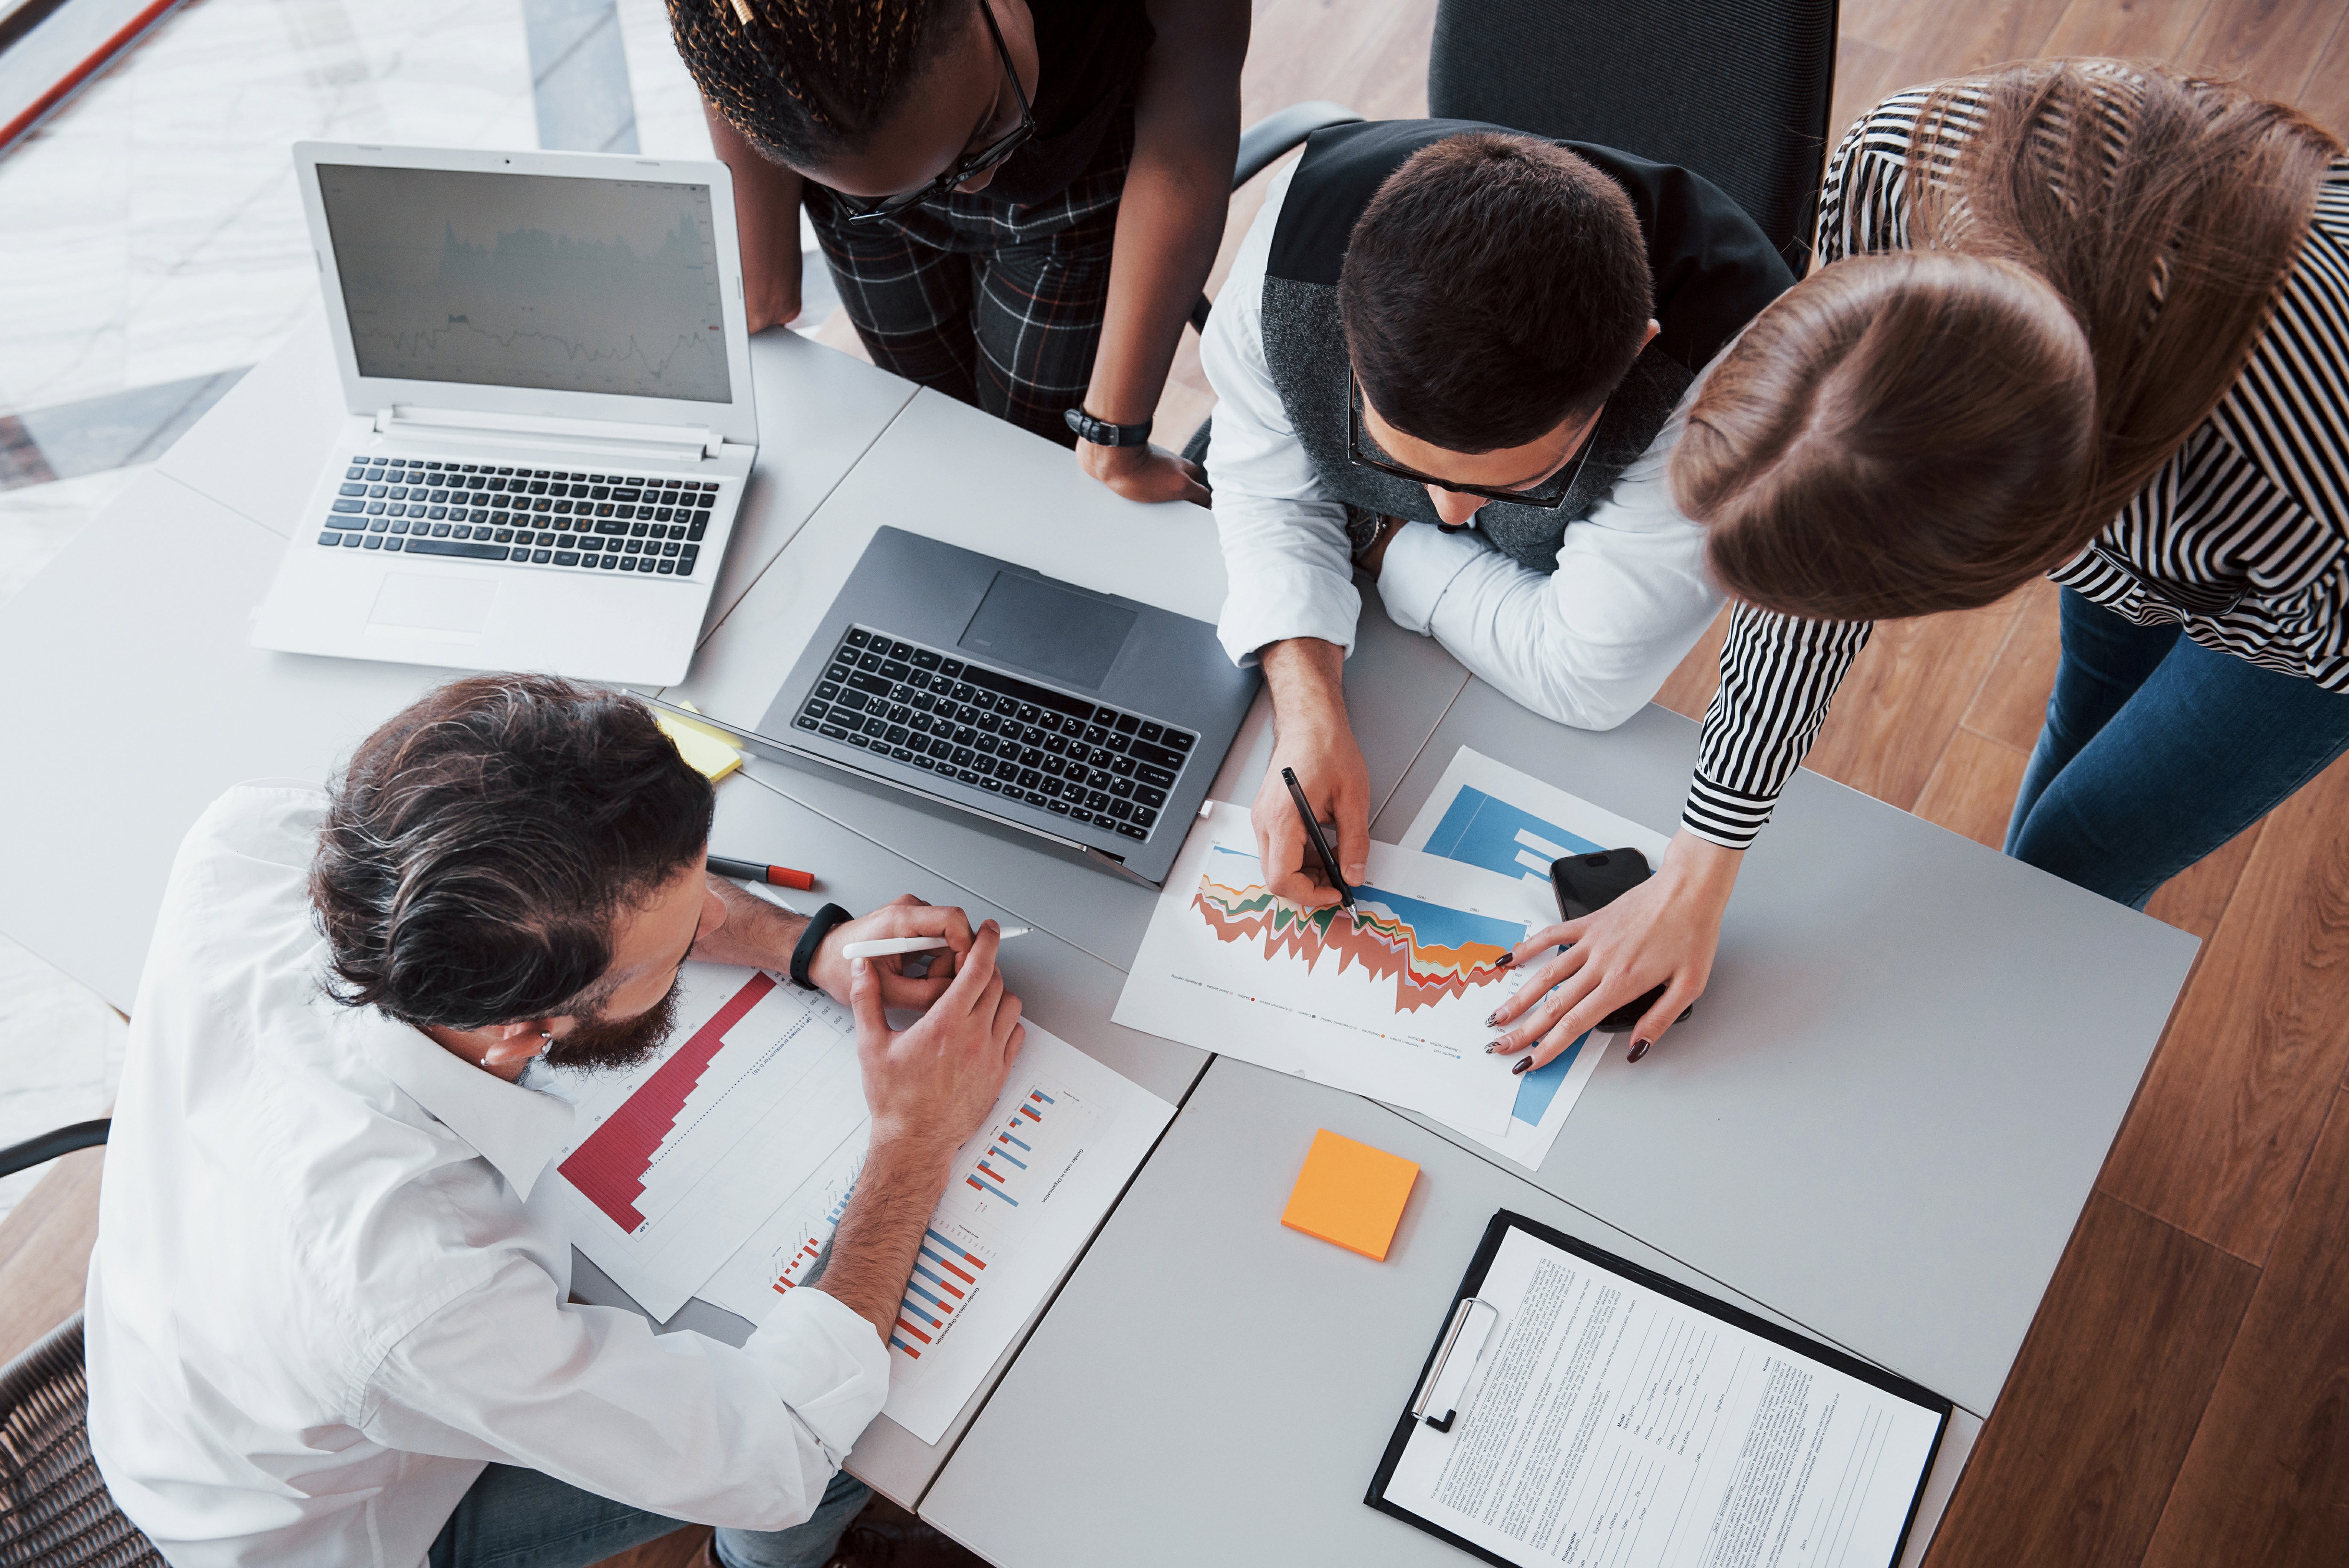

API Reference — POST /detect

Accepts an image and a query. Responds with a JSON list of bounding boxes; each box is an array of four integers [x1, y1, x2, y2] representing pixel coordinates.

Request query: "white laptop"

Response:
[[251, 143, 759, 685]]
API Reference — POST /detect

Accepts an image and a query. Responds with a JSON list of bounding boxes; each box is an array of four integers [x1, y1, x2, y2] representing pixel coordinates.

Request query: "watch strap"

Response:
[[1063, 407, 1153, 447], [790, 903, 853, 990]]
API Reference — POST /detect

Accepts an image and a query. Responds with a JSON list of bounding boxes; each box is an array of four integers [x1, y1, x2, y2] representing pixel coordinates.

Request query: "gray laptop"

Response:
[[710, 527, 1257, 888]]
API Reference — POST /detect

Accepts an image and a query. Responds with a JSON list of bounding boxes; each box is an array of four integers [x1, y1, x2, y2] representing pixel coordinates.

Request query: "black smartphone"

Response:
[[1548, 849, 1690, 1034]]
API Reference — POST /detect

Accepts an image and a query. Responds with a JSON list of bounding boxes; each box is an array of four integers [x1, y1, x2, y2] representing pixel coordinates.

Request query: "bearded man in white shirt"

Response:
[[84, 673, 1025, 1568], [1201, 123, 1793, 904]]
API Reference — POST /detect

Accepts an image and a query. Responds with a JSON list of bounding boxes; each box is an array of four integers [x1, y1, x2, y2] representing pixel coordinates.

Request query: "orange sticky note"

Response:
[[1280, 1128, 1419, 1260]]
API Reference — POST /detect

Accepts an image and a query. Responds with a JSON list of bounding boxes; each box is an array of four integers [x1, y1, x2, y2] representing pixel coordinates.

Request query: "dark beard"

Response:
[[541, 975, 683, 1073]]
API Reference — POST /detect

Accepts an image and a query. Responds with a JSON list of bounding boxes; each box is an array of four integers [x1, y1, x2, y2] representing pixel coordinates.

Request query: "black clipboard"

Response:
[[1365, 1210, 1953, 1568]]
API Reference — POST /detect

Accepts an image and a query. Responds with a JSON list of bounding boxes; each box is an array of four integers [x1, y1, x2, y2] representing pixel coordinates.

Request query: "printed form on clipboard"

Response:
[[1368, 1212, 1951, 1568]]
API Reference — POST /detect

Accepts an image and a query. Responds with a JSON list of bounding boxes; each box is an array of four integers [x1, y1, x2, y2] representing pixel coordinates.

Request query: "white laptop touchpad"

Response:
[[368, 574, 498, 640]]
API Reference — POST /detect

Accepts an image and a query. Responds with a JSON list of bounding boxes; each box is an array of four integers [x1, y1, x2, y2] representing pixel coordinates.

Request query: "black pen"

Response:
[[1281, 766, 1354, 909]]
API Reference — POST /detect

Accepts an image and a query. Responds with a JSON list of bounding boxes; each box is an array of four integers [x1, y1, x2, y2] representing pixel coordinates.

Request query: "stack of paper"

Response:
[[532, 960, 1173, 1443]]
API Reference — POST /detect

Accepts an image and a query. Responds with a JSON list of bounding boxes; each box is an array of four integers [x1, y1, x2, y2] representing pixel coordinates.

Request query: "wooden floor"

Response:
[[7, 3, 2349, 1565]]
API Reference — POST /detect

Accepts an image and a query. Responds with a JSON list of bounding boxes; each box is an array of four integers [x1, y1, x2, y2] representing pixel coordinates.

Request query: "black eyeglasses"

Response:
[[843, 0, 1035, 225], [1346, 377, 1589, 510]]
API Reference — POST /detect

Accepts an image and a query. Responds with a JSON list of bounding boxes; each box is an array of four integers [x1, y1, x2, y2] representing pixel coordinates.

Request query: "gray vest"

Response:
[[1258, 121, 1794, 572]]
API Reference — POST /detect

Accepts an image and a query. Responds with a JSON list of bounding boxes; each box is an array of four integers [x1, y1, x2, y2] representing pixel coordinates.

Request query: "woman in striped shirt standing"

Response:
[[1491, 61, 2348, 1070]]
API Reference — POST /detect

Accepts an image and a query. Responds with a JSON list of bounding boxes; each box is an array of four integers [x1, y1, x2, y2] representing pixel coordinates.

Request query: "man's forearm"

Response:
[[1259, 636, 1349, 729], [691, 875, 806, 970], [812, 1134, 955, 1344]]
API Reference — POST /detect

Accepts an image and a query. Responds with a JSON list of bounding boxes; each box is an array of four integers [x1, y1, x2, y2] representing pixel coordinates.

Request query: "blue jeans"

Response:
[[2005, 589, 2349, 907], [426, 1462, 871, 1568]]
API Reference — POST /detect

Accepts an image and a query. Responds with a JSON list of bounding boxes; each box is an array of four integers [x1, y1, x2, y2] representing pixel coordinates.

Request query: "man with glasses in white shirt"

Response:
[[1200, 123, 1793, 909], [85, 674, 1024, 1568]]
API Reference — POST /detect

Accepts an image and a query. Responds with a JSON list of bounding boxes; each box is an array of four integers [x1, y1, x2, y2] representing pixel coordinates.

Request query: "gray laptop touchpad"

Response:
[[958, 571, 1136, 688]]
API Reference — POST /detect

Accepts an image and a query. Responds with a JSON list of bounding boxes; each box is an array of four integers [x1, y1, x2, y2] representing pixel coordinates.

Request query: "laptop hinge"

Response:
[[372, 405, 723, 460]]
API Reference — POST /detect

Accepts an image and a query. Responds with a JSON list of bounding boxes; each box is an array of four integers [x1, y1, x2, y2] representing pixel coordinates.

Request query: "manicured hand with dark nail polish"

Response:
[[1484, 828, 1744, 1074]]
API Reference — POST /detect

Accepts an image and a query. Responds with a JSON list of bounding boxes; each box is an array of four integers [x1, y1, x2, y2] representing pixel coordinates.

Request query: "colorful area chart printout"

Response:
[[1113, 802, 1546, 1136], [1402, 748, 1675, 1170]]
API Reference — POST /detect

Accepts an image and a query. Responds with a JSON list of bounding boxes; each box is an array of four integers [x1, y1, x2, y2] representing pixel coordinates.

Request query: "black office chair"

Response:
[[1428, 0, 1840, 276], [1180, 1, 1837, 476], [0, 1118, 162, 1568]]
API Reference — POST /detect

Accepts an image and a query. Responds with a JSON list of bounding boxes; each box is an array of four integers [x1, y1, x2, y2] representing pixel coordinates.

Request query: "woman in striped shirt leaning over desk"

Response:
[[1490, 61, 2349, 1070]]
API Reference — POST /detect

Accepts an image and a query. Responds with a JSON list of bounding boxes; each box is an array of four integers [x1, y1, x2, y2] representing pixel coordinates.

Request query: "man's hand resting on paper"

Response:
[[813, 922, 1027, 1343], [1485, 830, 1742, 1068], [1251, 638, 1370, 909]]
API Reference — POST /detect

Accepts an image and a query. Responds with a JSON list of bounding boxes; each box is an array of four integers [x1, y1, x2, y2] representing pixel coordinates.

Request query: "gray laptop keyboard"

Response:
[[795, 626, 1196, 841], [316, 455, 714, 577]]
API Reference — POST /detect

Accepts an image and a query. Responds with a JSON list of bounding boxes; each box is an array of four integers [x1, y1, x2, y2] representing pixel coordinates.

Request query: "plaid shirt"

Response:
[[803, 107, 1136, 447]]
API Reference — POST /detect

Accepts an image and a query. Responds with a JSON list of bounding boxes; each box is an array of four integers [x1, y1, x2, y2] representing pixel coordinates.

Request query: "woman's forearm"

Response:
[[1083, 141, 1233, 425], [704, 102, 806, 332], [1078, 0, 1248, 429]]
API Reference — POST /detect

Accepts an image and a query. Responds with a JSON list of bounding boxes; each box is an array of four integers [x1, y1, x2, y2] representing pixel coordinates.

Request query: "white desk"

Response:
[[1367, 686, 2195, 1418], [0, 313, 914, 1011], [0, 322, 1204, 1505], [0, 323, 2199, 1559], [920, 1061, 1981, 1568], [672, 386, 1472, 969], [671, 373, 2197, 1419], [567, 753, 1206, 1502]]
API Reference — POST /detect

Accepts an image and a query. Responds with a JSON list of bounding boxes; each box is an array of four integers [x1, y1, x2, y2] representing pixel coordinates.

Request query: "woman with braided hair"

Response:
[[670, 0, 1246, 505]]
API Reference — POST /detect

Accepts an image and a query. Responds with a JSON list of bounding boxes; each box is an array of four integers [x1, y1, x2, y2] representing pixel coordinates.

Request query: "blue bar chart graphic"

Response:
[[1419, 785, 1602, 1127], [966, 1089, 1062, 1207], [893, 1228, 989, 1358], [889, 1084, 1098, 1360]]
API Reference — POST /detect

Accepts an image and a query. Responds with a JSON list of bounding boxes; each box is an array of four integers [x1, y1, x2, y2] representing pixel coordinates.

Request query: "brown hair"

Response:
[[1676, 61, 2343, 620], [1341, 133, 1654, 452], [668, 0, 962, 166], [310, 674, 714, 1030]]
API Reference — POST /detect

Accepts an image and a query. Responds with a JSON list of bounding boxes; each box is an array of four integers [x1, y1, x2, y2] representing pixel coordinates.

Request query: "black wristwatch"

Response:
[[1063, 407, 1153, 447], [789, 903, 853, 990]]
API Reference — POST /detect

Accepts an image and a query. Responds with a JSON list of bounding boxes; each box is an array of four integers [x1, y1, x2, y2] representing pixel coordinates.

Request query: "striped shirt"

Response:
[[1683, 88, 2349, 850]]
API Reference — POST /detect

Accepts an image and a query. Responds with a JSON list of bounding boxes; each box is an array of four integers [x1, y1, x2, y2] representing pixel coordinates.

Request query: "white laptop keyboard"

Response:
[[317, 455, 715, 577]]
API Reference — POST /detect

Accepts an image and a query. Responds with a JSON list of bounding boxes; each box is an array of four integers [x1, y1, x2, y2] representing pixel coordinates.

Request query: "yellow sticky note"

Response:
[[1281, 1128, 1419, 1261], [655, 700, 743, 783]]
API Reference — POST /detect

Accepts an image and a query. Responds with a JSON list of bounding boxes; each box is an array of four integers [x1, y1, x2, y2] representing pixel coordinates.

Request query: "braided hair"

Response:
[[668, 0, 964, 166]]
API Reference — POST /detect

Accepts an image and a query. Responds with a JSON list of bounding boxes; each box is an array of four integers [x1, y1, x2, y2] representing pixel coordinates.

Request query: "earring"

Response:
[[539, 1030, 555, 1055]]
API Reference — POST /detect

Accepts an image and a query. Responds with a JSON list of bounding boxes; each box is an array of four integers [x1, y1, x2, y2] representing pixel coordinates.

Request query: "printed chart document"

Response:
[[1371, 1213, 1948, 1568], [699, 1026, 1171, 1443], [533, 964, 871, 1320], [1115, 801, 1546, 1135], [1403, 749, 1675, 1170], [534, 958, 1174, 1387]]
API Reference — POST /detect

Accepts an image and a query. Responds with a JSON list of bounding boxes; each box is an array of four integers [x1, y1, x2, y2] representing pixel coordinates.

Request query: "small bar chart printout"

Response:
[[695, 1025, 1167, 1444]]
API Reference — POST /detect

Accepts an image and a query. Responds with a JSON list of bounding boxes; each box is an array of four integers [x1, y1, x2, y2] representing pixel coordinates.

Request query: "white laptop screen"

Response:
[[315, 164, 732, 405]]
